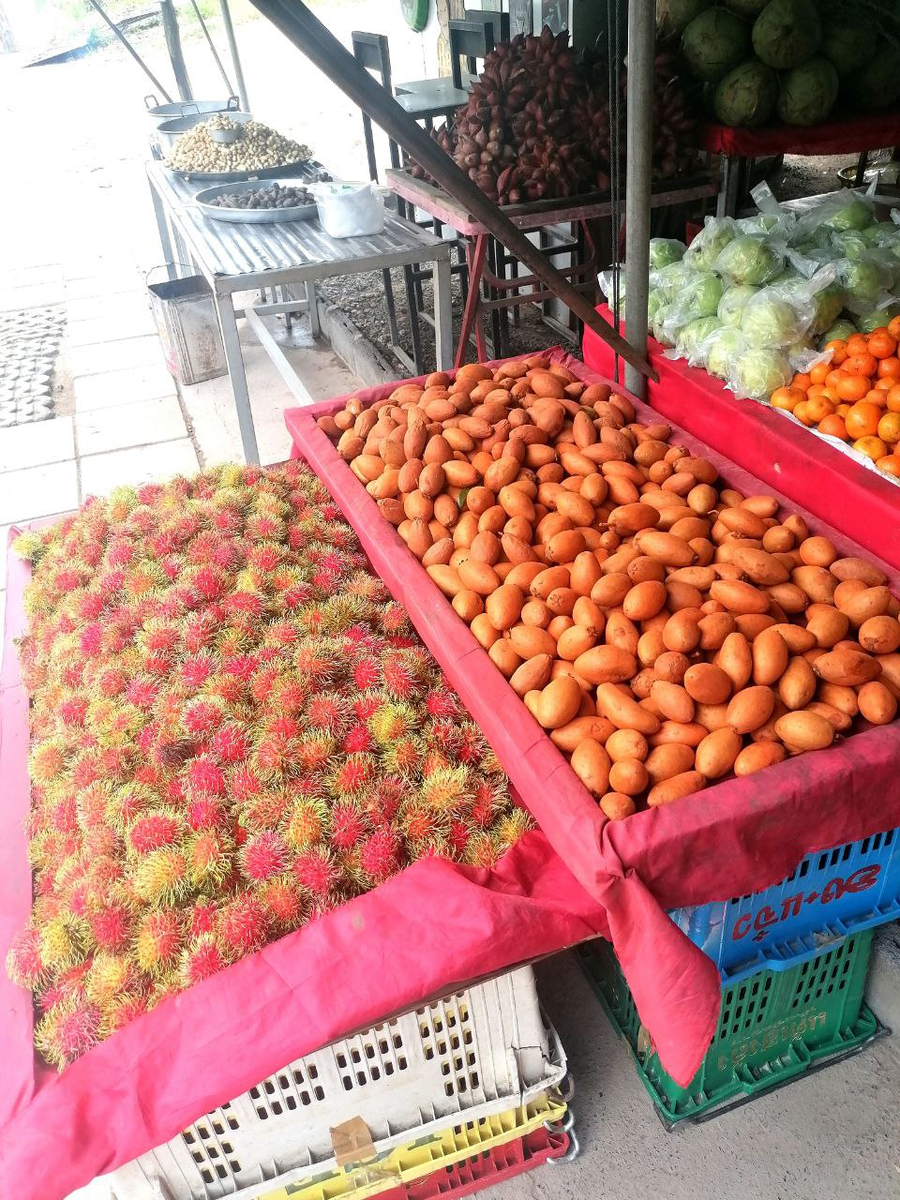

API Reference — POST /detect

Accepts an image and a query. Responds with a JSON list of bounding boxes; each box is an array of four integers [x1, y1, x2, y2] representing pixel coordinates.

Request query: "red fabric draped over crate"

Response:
[[700, 113, 900, 158], [583, 305, 900, 570], [0, 530, 606, 1200], [284, 348, 900, 1118]]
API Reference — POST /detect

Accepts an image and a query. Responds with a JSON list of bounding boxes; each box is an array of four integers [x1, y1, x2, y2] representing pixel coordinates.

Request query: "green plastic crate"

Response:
[[580, 930, 880, 1126]]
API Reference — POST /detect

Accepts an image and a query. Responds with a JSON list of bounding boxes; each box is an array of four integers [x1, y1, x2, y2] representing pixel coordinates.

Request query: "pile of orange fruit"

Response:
[[770, 317, 900, 480]]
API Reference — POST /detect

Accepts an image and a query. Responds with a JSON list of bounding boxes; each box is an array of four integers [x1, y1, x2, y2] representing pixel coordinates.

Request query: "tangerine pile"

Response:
[[770, 318, 900, 480]]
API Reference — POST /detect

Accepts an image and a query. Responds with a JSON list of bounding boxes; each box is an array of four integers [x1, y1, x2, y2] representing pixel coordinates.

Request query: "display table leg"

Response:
[[432, 253, 452, 371], [455, 235, 488, 367], [215, 289, 261, 466]]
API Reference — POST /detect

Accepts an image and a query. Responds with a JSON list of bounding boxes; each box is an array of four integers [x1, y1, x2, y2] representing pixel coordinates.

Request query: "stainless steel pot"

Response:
[[144, 94, 240, 128], [156, 110, 253, 157]]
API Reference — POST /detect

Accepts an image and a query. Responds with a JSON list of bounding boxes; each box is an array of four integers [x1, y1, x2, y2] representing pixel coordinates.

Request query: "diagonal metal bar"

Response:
[[245, 0, 655, 380], [85, 0, 173, 101]]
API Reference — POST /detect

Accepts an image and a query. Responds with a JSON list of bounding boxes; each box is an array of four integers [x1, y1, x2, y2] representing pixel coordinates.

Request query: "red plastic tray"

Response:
[[583, 305, 900, 570], [285, 348, 900, 1095]]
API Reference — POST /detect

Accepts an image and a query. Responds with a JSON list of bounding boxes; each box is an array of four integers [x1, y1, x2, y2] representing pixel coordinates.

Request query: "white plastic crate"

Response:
[[108, 966, 566, 1200]]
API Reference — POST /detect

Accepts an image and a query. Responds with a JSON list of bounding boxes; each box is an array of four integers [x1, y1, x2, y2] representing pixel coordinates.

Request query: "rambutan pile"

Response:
[[7, 463, 530, 1069]]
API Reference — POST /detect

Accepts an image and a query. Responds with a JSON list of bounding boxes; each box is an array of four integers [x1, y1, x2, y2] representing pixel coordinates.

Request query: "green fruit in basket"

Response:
[[821, 13, 877, 76], [657, 0, 712, 38], [777, 56, 839, 125], [713, 58, 778, 127], [752, 0, 821, 69], [846, 37, 900, 111], [682, 8, 751, 81]]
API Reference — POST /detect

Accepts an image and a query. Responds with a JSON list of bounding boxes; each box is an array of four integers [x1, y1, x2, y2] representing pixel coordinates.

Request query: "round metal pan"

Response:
[[171, 159, 311, 183], [195, 180, 319, 224]]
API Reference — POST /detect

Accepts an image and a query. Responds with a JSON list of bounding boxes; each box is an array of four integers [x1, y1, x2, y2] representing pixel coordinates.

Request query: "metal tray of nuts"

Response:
[[172, 159, 311, 183], [194, 180, 319, 224]]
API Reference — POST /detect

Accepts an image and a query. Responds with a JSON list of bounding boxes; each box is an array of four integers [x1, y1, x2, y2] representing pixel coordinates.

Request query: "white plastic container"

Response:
[[108, 967, 566, 1200], [315, 183, 385, 239]]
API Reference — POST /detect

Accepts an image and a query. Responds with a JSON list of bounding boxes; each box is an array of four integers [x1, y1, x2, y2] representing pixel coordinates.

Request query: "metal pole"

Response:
[[219, 0, 250, 111], [623, 0, 655, 399], [160, 0, 192, 101], [85, 0, 173, 101], [189, 0, 236, 98], [245, 0, 654, 379]]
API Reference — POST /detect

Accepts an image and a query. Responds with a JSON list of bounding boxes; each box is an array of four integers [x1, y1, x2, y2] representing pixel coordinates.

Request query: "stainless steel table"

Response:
[[146, 161, 453, 463]]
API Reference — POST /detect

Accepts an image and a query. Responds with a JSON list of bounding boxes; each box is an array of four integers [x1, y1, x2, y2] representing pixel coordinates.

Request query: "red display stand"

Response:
[[286, 349, 900, 1133], [700, 112, 900, 159], [583, 305, 900, 570]]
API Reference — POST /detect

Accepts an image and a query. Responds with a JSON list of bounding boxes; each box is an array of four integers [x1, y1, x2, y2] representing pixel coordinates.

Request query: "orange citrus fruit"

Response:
[[809, 363, 831, 385], [854, 435, 889, 462], [877, 454, 900, 477], [877, 357, 900, 380], [805, 394, 835, 421], [887, 384, 900, 413], [847, 333, 870, 356], [868, 330, 897, 359], [818, 414, 848, 439], [843, 352, 878, 378], [874, 376, 895, 390], [889, 316, 900, 340], [793, 400, 813, 426], [836, 374, 871, 402], [824, 339, 848, 365], [792, 373, 811, 391], [845, 402, 882, 439], [770, 385, 804, 411], [877, 411, 900, 444]]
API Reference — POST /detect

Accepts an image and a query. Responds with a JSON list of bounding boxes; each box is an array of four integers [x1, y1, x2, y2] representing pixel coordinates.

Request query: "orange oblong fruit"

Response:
[[845, 402, 881, 439], [853, 435, 888, 462]]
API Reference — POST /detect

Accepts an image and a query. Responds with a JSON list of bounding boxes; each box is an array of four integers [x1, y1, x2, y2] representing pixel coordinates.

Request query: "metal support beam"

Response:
[[219, 0, 250, 111], [159, 0, 192, 101], [246, 0, 655, 380], [85, 0, 172, 101], [623, 0, 655, 399]]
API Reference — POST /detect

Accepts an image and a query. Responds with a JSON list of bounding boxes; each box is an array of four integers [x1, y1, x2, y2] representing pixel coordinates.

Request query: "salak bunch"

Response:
[[6, 462, 531, 1069]]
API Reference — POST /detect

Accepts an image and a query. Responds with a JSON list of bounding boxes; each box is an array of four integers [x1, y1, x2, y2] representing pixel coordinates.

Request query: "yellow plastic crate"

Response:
[[257, 1093, 567, 1200]]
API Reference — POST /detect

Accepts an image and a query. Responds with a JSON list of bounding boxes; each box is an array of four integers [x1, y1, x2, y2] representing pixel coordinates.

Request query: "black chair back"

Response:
[[351, 31, 400, 179], [448, 18, 495, 89]]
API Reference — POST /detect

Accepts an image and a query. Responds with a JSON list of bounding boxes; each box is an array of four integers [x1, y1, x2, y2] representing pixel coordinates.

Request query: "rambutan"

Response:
[[329, 801, 369, 850], [352, 656, 382, 691], [283, 796, 329, 850], [494, 808, 533, 848], [188, 898, 218, 938], [357, 829, 401, 884], [85, 953, 134, 1005], [419, 766, 472, 813], [293, 847, 339, 899], [135, 908, 181, 974], [128, 809, 182, 855], [369, 702, 419, 747], [102, 992, 149, 1036], [294, 731, 335, 773], [470, 782, 506, 829], [239, 830, 289, 881], [208, 722, 250, 764], [252, 733, 298, 780], [365, 776, 406, 825], [342, 724, 373, 754], [401, 803, 448, 847], [239, 787, 292, 832], [59, 696, 88, 727], [382, 650, 429, 700], [36, 998, 102, 1069], [185, 756, 226, 796], [306, 693, 351, 736], [258, 875, 303, 928], [182, 698, 226, 737], [6, 926, 46, 988], [89, 905, 132, 953], [132, 847, 188, 904], [39, 916, 86, 971], [180, 935, 225, 987], [187, 829, 232, 887], [216, 894, 268, 960], [180, 652, 216, 690], [464, 832, 500, 869], [383, 735, 424, 780], [331, 753, 378, 800], [379, 602, 411, 638]]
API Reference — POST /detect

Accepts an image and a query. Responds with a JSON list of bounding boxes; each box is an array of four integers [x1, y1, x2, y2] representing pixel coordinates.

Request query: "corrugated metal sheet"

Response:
[[149, 163, 441, 280]]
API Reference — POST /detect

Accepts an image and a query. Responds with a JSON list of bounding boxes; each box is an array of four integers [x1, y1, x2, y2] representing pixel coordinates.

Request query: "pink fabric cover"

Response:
[[285, 348, 900, 1099], [583, 305, 900, 569], [700, 113, 900, 158], [0, 527, 607, 1200]]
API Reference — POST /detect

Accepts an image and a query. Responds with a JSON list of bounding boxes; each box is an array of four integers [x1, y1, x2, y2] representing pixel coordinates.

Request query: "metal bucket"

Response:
[[156, 110, 253, 157], [144, 94, 239, 128], [146, 267, 227, 387]]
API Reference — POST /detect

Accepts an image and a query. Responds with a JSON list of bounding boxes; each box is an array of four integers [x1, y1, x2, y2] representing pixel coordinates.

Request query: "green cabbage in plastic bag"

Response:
[[820, 319, 857, 344], [856, 304, 900, 333], [730, 347, 792, 398], [647, 289, 667, 328], [651, 261, 696, 300], [649, 238, 686, 269], [651, 301, 674, 345], [704, 326, 746, 378], [675, 315, 722, 361], [741, 297, 805, 347], [718, 284, 759, 327], [715, 235, 783, 286], [838, 257, 894, 313], [860, 223, 900, 249], [826, 197, 873, 232], [671, 271, 724, 323], [829, 230, 869, 260], [684, 217, 737, 271]]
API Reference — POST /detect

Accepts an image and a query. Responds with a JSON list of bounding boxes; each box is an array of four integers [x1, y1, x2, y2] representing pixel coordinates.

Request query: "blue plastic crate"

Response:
[[669, 827, 900, 983]]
